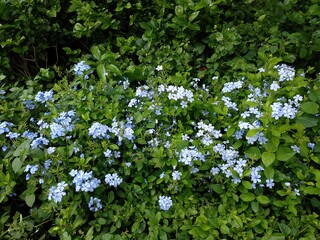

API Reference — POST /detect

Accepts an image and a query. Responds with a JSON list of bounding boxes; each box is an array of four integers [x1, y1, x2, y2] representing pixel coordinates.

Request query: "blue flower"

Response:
[[105, 173, 123, 187], [30, 136, 49, 149], [0, 121, 14, 134], [159, 196, 173, 211], [70, 170, 101, 192], [48, 181, 68, 203], [88, 122, 110, 139], [74, 61, 91, 78], [88, 197, 102, 212], [35, 90, 54, 103]]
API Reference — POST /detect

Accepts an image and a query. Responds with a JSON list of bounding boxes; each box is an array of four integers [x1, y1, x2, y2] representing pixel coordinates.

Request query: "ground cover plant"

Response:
[[1, 0, 320, 239]]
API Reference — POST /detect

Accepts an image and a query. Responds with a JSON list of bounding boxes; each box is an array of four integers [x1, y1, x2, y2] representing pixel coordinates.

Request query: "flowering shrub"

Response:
[[0, 51, 320, 239], [1, 0, 320, 238]]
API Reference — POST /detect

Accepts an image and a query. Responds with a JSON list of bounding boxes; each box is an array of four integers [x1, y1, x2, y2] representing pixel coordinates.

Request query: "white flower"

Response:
[[155, 65, 163, 71]]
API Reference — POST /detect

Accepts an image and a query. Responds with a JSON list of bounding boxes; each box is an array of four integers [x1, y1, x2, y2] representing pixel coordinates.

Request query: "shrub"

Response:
[[1, 0, 320, 239]]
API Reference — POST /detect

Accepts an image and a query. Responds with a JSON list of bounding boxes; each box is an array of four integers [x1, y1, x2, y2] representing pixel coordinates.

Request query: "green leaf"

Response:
[[251, 201, 259, 213], [245, 147, 261, 159], [188, 11, 199, 22], [256, 195, 270, 204], [278, 223, 291, 235], [296, 114, 318, 128], [134, 111, 144, 123], [264, 167, 274, 179], [12, 158, 22, 173], [13, 139, 31, 157], [107, 64, 121, 76], [97, 218, 107, 225], [232, 215, 243, 229], [246, 129, 259, 138], [300, 102, 319, 114], [85, 226, 94, 240], [159, 230, 167, 240], [242, 181, 253, 189], [91, 46, 101, 60], [220, 224, 230, 234], [276, 147, 295, 161], [97, 64, 106, 81], [210, 184, 224, 194], [25, 193, 35, 207], [303, 186, 320, 196], [108, 191, 115, 204], [175, 5, 184, 17], [262, 152, 275, 167], [132, 222, 140, 232], [240, 193, 255, 202]]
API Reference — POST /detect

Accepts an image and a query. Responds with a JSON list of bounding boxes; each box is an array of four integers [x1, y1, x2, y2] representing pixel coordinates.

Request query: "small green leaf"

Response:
[[300, 102, 319, 114], [97, 64, 106, 81], [85, 226, 94, 240], [97, 218, 107, 225], [264, 167, 274, 179], [303, 186, 320, 196], [242, 181, 253, 189], [276, 147, 295, 161], [107, 64, 121, 76], [246, 129, 259, 138], [220, 224, 230, 234], [251, 201, 259, 213], [240, 192, 255, 202], [12, 158, 22, 173], [245, 147, 261, 159], [91, 46, 101, 60], [256, 195, 270, 204], [296, 114, 318, 128], [175, 5, 184, 17], [25, 193, 35, 207], [13, 139, 31, 157], [188, 11, 199, 22], [262, 152, 275, 167], [210, 184, 224, 194], [108, 191, 115, 204], [134, 111, 144, 123]]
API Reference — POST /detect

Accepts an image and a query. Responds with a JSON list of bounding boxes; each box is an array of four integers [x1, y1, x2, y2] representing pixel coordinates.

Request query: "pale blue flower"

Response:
[[35, 90, 54, 103], [159, 196, 173, 210], [88, 197, 102, 212], [74, 61, 90, 76], [105, 173, 122, 187], [266, 179, 275, 189], [48, 181, 67, 203], [172, 170, 182, 181], [31, 136, 49, 149]]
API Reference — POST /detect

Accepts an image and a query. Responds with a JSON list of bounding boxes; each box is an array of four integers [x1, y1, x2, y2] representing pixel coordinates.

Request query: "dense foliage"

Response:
[[1, 0, 320, 239]]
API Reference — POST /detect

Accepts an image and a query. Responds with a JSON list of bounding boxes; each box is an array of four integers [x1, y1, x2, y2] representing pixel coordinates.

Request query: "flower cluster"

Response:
[[24, 164, 39, 180], [74, 61, 91, 79], [271, 95, 302, 120], [0, 121, 14, 134], [195, 120, 222, 146], [48, 181, 68, 203], [105, 173, 123, 187], [88, 197, 102, 212], [49, 110, 76, 139], [35, 90, 54, 103], [88, 122, 110, 139], [274, 64, 295, 82], [159, 196, 173, 210], [178, 146, 206, 166], [30, 135, 49, 149], [69, 170, 101, 192], [222, 79, 244, 93]]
